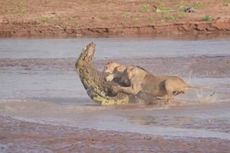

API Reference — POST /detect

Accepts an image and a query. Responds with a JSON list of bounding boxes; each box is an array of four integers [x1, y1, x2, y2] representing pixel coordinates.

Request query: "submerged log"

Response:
[[75, 42, 131, 105]]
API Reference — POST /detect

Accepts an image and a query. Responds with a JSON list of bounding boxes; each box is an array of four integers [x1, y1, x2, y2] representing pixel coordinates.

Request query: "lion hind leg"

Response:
[[163, 80, 175, 104], [165, 95, 174, 104]]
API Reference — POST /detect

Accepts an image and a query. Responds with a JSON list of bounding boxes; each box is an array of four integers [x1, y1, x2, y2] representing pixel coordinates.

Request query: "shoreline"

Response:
[[0, 114, 230, 153], [1, 0, 230, 39], [1, 20, 230, 38]]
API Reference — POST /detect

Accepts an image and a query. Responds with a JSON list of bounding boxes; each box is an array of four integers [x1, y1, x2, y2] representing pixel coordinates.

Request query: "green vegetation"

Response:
[[223, 0, 230, 5], [142, 4, 150, 13], [161, 12, 186, 22], [39, 16, 51, 23], [202, 15, 212, 21], [123, 12, 131, 19], [223, 0, 230, 3], [156, 6, 174, 13], [0, 0, 28, 16], [164, 14, 177, 21], [100, 16, 109, 20], [177, 12, 186, 19], [192, 2, 207, 9]]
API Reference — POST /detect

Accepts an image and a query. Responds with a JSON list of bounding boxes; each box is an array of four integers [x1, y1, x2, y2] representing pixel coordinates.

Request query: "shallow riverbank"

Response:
[[1, 20, 230, 38], [0, 0, 230, 38], [0, 115, 230, 153]]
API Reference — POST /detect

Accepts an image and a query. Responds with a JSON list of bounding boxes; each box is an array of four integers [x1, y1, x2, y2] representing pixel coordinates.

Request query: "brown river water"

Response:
[[0, 38, 230, 150]]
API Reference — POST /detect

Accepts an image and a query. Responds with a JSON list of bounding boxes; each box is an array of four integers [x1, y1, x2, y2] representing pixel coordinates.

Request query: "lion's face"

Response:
[[115, 65, 126, 73], [104, 62, 120, 73], [104, 62, 126, 74]]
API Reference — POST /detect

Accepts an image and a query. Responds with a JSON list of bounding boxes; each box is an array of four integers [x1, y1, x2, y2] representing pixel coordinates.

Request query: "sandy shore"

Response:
[[0, 0, 230, 37], [0, 115, 229, 153]]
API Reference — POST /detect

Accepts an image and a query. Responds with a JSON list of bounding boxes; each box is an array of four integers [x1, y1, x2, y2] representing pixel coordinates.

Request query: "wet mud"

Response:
[[0, 115, 230, 153]]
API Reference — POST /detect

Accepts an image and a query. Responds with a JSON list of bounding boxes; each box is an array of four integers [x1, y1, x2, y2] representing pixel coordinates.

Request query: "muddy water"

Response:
[[0, 38, 230, 140]]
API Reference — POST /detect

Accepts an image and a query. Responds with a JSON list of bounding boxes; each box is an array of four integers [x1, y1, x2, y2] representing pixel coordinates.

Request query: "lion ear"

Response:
[[106, 61, 113, 65], [128, 67, 134, 72]]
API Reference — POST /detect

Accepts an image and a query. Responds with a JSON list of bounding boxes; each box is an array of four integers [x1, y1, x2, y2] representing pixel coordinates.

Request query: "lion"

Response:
[[104, 61, 130, 86], [104, 62, 148, 91], [104, 62, 191, 103], [139, 74, 189, 103]]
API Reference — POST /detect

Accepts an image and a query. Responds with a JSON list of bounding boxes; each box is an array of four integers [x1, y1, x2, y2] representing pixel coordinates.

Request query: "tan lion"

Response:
[[104, 62, 148, 90], [104, 62, 191, 103]]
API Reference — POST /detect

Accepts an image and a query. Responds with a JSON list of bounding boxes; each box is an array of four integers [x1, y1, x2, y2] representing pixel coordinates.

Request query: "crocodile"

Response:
[[75, 42, 132, 105]]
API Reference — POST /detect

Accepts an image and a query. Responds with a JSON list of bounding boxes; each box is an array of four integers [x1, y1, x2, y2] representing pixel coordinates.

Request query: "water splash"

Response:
[[196, 89, 217, 103]]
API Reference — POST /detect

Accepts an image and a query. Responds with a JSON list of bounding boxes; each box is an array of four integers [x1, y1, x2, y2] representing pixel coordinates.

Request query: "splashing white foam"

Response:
[[196, 89, 217, 103]]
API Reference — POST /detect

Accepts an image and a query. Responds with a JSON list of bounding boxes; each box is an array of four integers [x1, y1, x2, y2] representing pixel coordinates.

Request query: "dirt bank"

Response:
[[0, 0, 230, 38]]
